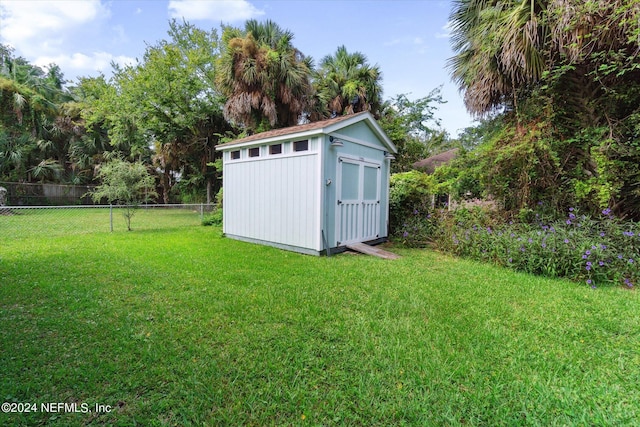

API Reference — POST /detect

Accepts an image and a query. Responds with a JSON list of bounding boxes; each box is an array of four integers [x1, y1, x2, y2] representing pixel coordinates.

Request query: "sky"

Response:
[[0, 0, 475, 136]]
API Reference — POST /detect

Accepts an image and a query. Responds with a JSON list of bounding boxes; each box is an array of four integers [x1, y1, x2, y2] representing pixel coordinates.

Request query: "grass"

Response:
[[1, 220, 639, 425], [0, 206, 202, 239]]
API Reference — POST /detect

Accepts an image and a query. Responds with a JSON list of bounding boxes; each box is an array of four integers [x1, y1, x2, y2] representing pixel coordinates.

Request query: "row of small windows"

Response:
[[229, 140, 308, 160]]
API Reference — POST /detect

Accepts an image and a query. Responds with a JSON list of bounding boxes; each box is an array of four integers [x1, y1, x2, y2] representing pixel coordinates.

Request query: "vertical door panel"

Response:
[[336, 158, 381, 245]]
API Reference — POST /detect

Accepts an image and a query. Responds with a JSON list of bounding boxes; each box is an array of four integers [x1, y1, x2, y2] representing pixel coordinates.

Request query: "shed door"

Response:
[[336, 157, 381, 245]]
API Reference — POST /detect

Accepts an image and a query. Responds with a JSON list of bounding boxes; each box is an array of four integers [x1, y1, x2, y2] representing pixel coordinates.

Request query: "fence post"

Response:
[[110, 204, 113, 232], [200, 203, 204, 220]]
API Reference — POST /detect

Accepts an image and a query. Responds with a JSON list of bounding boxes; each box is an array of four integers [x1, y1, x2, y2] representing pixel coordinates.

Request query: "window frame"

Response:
[[293, 140, 309, 152], [269, 144, 283, 155]]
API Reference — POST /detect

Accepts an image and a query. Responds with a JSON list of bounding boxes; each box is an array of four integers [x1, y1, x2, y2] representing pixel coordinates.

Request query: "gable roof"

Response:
[[413, 148, 459, 174], [216, 111, 396, 153]]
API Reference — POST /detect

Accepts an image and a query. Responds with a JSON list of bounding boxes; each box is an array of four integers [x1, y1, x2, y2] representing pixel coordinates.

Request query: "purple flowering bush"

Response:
[[392, 208, 439, 247], [393, 202, 639, 288], [435, 207, 639, 288]]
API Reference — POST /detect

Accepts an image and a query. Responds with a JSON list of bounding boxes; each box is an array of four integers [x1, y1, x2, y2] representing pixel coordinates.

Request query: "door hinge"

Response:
[[337, 200, 342, 205]]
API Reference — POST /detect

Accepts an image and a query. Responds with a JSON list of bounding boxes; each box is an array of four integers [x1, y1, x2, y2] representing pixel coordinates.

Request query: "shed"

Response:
[[215, 111, 397, 255]]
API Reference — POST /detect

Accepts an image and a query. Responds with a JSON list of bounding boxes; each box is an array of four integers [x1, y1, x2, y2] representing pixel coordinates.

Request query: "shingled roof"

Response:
[[413, 148, 459, 174], [216, 111, 371, 148]]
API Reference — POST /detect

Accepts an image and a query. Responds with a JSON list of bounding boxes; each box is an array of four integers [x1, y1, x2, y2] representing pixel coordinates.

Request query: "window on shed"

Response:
[[230, 150, 240, 160], [293, 140, 309, 152], [269, 144, 282, 155], [249, 147, 260, 157]]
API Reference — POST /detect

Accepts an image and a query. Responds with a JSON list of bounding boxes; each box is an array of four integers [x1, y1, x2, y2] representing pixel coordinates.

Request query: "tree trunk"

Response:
[[162, 169, 170, 204]]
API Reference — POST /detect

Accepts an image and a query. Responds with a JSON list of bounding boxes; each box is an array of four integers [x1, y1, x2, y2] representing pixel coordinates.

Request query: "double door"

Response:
[[336, 157, 381, 246]]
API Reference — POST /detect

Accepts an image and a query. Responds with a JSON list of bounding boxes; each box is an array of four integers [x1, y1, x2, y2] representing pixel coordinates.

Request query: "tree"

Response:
[[86, 20, 231, 203], [62, 75, 116, 184], [0, 45, 72, 182], [313, 45, 383, 119], [448, 0, 548, 119], [90, 159, 157, 231], [217, 19, 314, 131], [378, 89, 450, 173], [447, 0, 640, 218]]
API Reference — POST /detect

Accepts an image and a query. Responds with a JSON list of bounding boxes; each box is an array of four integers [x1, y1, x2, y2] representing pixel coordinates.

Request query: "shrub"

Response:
[[395, 201, 640, 288], [388, 171, 435, 246], [430, 206, 639, 288], [90, 159, 157, 231], [202, 209, 223, 226], [202, 189, 223, 227]]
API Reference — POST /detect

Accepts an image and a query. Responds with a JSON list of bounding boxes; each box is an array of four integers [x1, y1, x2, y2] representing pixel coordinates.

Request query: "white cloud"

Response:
[[34, 52, 136, 79], [168, 0, 265, 22], [0, 0, 109, 53], [384, 36, 426, 48], [0, 0, 126, 80]]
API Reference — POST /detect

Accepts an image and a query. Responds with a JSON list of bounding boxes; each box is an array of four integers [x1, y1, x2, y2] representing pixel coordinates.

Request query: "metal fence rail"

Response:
[[1, 204, 214, 239]]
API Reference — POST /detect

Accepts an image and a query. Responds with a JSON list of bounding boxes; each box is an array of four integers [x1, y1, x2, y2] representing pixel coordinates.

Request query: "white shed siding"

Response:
[[224, 152, 320, 251]]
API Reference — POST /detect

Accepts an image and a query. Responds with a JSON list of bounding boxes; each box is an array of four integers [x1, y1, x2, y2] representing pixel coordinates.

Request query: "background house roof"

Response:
[[413, 148, 459, 174]]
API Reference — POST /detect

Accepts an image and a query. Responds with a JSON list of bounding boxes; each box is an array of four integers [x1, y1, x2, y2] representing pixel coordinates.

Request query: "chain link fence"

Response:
[[1, 204, 214, 239], [0, 181, 96, 205]]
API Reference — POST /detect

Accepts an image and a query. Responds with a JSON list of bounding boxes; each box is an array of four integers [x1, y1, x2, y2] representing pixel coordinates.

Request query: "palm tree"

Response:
[[217, 20, 314, 131], [0, 48, 70, 182], [313, 45, 383, 119], [447, 0, 548, 117]]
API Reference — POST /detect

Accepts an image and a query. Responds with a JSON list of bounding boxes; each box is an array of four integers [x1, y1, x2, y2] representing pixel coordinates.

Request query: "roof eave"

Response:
[[215, 128, 324, 151], [215, 111, 397, 153]]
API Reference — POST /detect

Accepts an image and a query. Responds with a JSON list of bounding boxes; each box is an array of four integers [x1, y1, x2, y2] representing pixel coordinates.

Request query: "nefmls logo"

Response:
[[41, 402, 90, 413]]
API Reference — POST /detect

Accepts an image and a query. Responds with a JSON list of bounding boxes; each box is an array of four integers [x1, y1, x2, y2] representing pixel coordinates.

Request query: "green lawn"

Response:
[[0, 206, 203, 239], [1, 224, 639, 426]]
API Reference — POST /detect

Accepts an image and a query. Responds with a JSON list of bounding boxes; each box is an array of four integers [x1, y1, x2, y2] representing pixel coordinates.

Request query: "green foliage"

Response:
[[0, 46, 77, 183], [87, 20, 231, 203], [312, 45, 383, 119], [389, 171, 435, 244], [389, 171, 434, 213], [217, 20, 313, 130], [202, 209, 223, 226], [90, 159, 157, 230], [448, 0, 640, 219], [404, 204, 639, 288], [90, 159, 156, 205], [202, 189, 223, 226], [379, 90, 451, 173]]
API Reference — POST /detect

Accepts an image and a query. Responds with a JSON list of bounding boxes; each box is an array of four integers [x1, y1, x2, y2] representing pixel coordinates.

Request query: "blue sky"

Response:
[[0, 0, 474, 135]]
